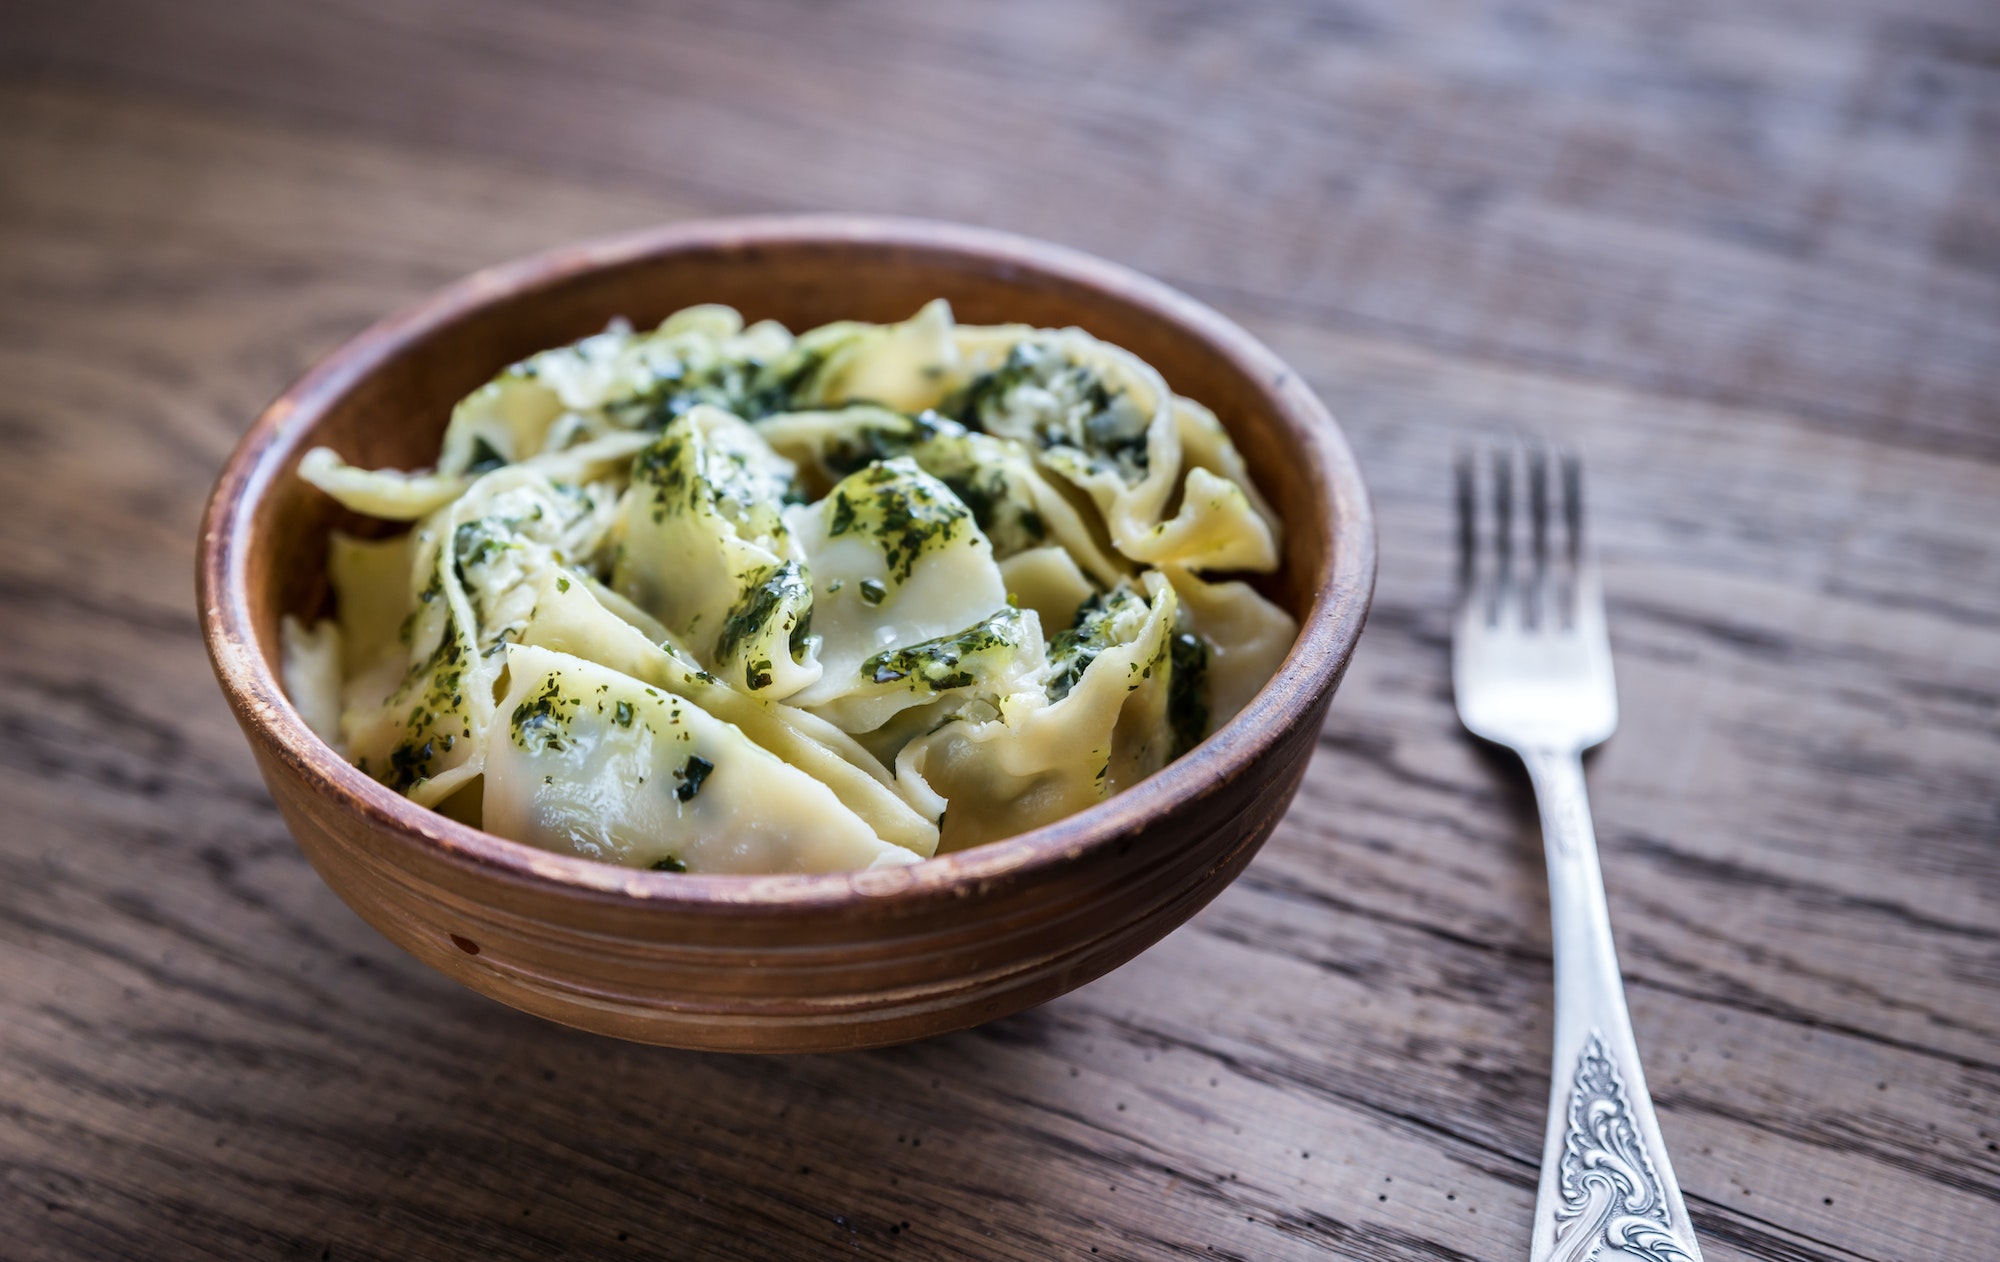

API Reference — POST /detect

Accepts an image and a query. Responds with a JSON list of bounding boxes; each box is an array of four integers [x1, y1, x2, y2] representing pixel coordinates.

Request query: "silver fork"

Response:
[[1452, 445, 1703, 1262]]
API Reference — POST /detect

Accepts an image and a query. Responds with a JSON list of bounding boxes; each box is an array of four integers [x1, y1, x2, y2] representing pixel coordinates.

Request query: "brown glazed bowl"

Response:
[[198, 216, 1375, 1052]]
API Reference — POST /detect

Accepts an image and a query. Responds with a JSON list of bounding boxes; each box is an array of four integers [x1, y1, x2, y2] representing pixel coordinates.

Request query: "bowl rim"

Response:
[[198, 214, 1376, 914]]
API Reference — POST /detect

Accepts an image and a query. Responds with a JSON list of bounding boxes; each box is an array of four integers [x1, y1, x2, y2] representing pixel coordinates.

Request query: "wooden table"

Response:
[[5, 3, 1997, 1258]]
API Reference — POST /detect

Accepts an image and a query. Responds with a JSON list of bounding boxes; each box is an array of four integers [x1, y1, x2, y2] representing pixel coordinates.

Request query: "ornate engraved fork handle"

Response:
[[1520, 746, 1703, 1262]]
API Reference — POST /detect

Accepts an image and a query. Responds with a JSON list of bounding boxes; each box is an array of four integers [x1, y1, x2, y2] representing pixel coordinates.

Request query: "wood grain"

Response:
[[3, 0, 1998, 1256]]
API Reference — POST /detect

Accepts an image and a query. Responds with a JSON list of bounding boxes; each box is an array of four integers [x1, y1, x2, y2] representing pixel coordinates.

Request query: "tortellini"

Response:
[[333, 466, 620, 811], [612, 406, 821, 698], [487, 644, 916, 874], [286, 301, 1300, 874], [895, 574, 1186, 849]]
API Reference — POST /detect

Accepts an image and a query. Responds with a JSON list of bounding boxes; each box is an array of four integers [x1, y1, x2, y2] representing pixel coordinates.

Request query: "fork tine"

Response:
[[1455, 446, 1478, 601], [1527, 444, 1550, 629], [1457, 439, 1595, 631], [1560, 448, 1585, 626], [1563, 448, 1584, 569], [1490, 445, 1514, 625]]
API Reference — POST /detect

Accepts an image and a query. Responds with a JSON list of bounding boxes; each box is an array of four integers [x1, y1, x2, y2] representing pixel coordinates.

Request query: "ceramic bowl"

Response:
[[198, 216, 1375, 1052]]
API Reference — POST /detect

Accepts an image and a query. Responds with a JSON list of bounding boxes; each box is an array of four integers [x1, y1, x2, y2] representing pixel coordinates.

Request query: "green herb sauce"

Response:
[[860, 608, 1023, 694], [1167, 631, 1212, 758]]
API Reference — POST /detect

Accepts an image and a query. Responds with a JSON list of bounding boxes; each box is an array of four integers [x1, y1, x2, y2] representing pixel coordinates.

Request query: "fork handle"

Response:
[[1519, 745, 1704, 1262]]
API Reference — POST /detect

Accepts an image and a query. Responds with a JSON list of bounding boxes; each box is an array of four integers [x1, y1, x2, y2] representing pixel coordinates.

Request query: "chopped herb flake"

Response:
[[674, 755, 715, 802]]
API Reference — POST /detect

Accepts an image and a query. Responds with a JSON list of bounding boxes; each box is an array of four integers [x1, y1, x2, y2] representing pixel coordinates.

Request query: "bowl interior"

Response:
[[255, 230, 1333, 656], [225, 219, 1368, 901]]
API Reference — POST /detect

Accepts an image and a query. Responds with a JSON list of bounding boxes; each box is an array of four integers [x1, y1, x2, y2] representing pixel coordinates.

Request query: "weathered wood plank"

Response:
[[0, 6, 1996, 1255], [1250, 314, 2000, 1064], [12, 0, 2000, 459]]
